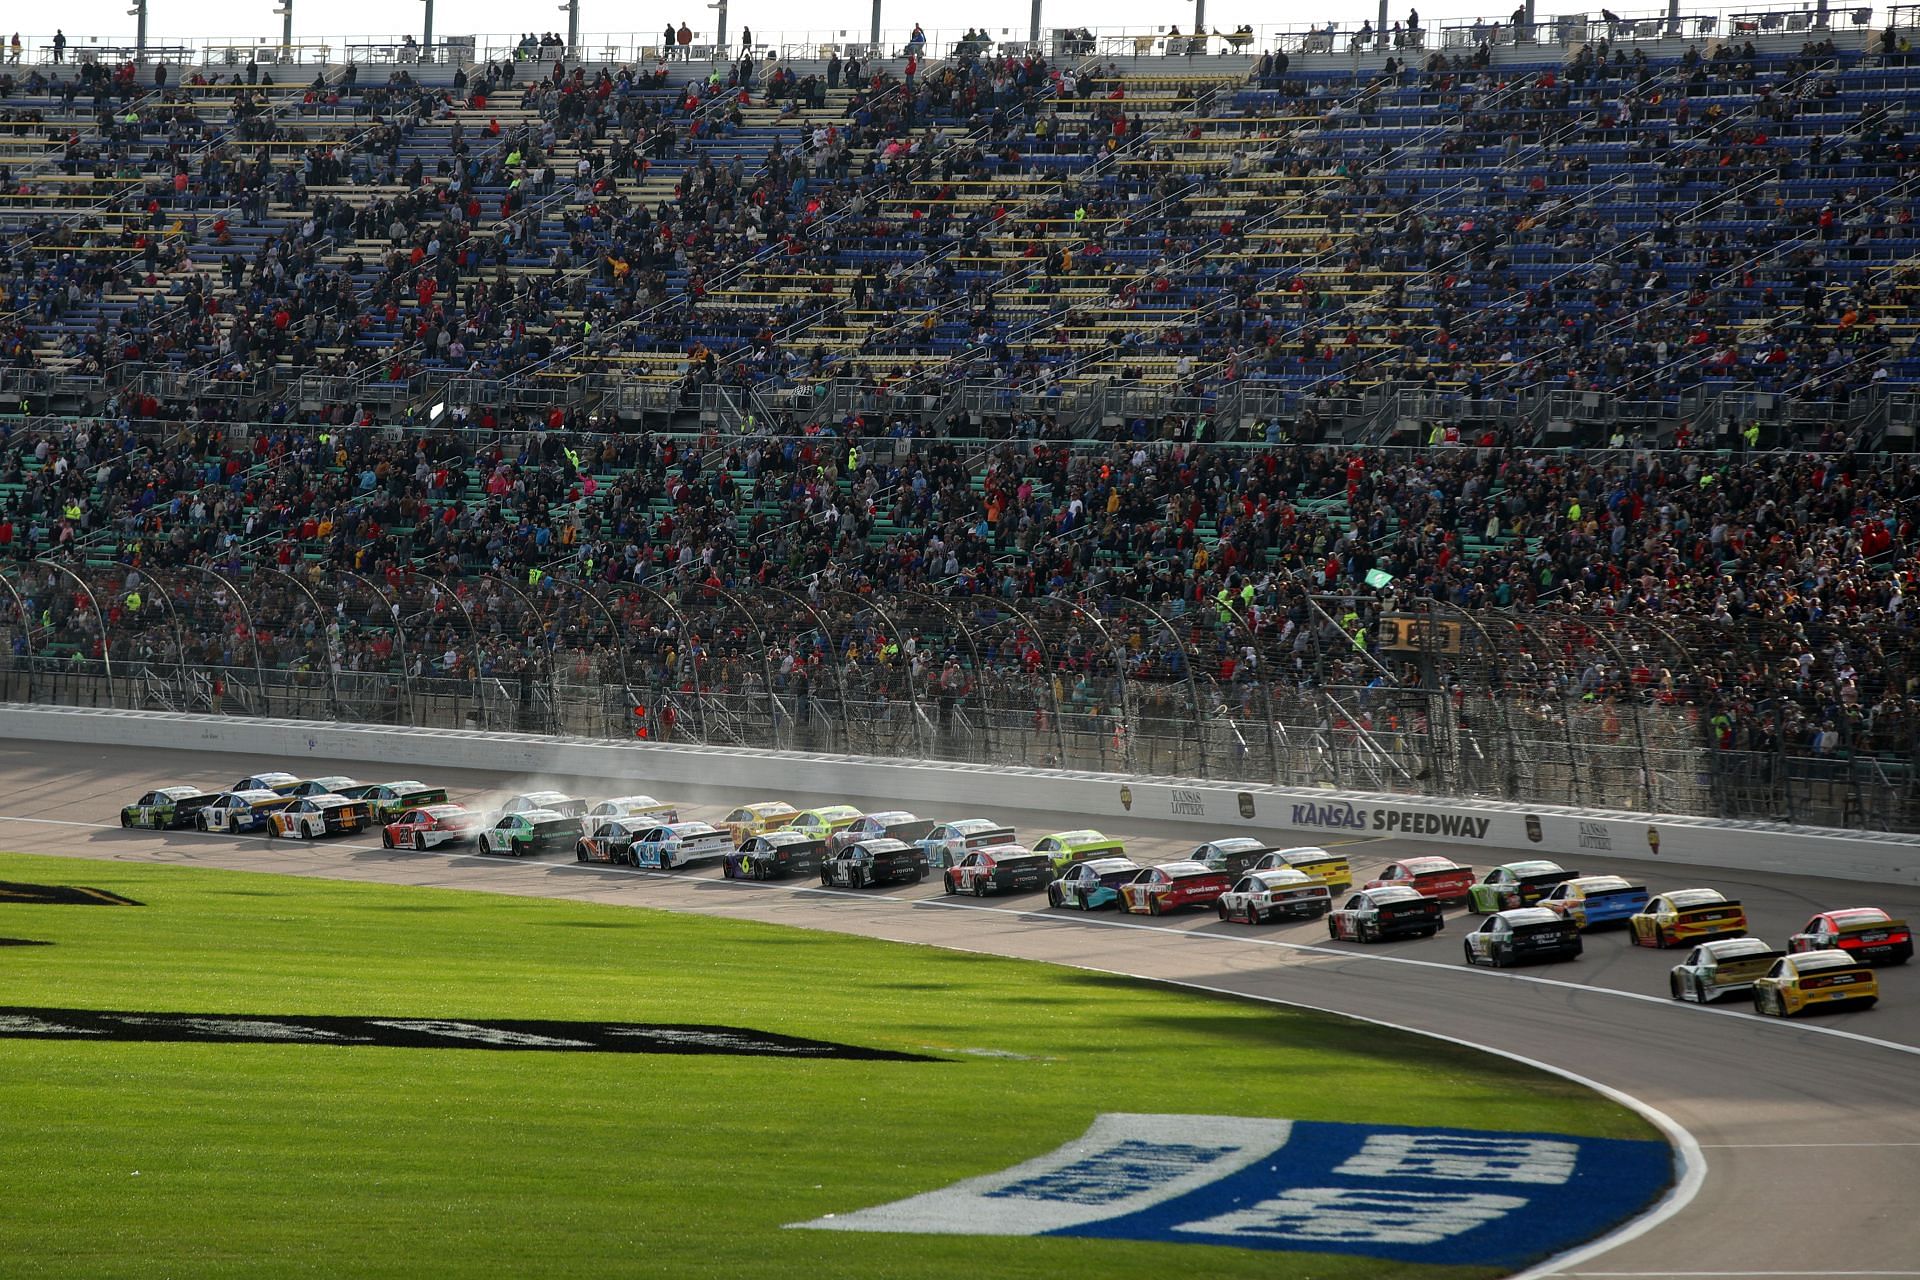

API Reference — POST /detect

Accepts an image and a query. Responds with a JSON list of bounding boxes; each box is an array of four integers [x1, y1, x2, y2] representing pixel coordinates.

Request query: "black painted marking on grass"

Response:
[[0, 938, 52, 947], [0, 1007, 940, 1060], [0, 881, 144, 906]]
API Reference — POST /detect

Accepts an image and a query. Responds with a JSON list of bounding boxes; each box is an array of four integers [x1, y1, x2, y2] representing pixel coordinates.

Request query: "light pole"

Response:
[[1030, 0, 1041, 44], [274, 0, 292, 58], [420, 0, 434, 61], [708, 0, 729, 51], [870, 0, 881, 51], [558, 0, 577, 57], [127, 2, 148, 60]]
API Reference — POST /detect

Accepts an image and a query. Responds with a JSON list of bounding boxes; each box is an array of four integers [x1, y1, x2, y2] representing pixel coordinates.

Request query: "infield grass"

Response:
[[0, 851, 1659, 1278]]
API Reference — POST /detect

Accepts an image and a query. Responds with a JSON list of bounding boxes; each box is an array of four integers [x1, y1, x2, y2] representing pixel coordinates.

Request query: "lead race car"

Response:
[[120, 786, 219, 829], [1787, 908, 1913, 966], [1462, 908, 1584, 967]]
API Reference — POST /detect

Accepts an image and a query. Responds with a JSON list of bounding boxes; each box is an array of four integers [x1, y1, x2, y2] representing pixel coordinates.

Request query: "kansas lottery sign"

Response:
[[795, 1113, 1670, 1267]]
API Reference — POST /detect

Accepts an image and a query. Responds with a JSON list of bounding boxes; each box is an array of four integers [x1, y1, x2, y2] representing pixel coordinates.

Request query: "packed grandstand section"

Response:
[[2, 5, 1919, 833]]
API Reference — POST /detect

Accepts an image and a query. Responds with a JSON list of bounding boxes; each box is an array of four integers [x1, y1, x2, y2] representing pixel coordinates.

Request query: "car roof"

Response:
[[736, 801, 796, 815], [1399, 856, 1462, 871], [597, 794, 666, 809], [304, 794, 355, 806], [224, 789, 281, 802], [1155, 860, 1218, 877], [1501, 860, 1565, 875], [1820, 907, 1892, 924], [247, 771, 298, 783], [974, 843, 1036, 858], [947, 817, 1003, 831], [1208, 836, 1268, 850], [1663, 888, 1726, 906], [802, 804, 863, 819], [1699, 937, 1773, 957], [1250, 868, 1313, 885], [848, 838, 912, 853], [520, 790, 574, 802], [1362, 886, 1424, 902], [1075, 857, 1139, 873], [1785, 950, 1870, 972], [863, 810, 918, 824], [1046, 829, 1109, 844], [155, 785, 207, 798], [752, 829, 816, 844], [1495, 907, 1563, 925], [515, 808, 569, 822], [1274, 845, 1334, 858], [1568, 874, 1633, 889], [666, 821, 720, 835], [417, 804, 467, 816], [380, 780, 431, 791]]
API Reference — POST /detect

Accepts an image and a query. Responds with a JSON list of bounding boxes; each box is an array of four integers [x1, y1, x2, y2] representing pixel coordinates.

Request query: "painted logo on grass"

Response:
[[0, 881, 143, 906], [0, 1007, 937, 1060], [793, 1113, 1670, 1267]]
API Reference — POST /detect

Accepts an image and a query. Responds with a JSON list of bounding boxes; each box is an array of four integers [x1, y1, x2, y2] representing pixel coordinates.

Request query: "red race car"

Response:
[[382, 803, 482, 850], [1365, 856, 1475, 906], [1787, 909, 1913, 966], [1117, 861, 1232, 916]]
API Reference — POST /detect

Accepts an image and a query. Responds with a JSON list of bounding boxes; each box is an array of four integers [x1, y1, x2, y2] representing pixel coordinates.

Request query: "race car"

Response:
[[1751, 950, 1879, 1017], [1034, 830, 1127, 873], [120, 786, 219, 829], [619, 821, 733, 870], [195, 790, 295, 834], [1117, 862, 1232, 916], [1214, 869, 1331, 924], [1365, 857, 1475, 906], [494, 791, 587, 820], [381, 804, 482, 850], [580, 795, 680, 838], [819, 838, 928, 889], [786, 805, 866, 841], [1327, 887, 1446, 942], [916, 818, 1017, 870], [267, 795, 373, 839], [232, 771, 299, 794], [575, 819, 645, 865], [828, 811, 936, 857], [280, 775, 361, 798], [1629, 888, 1749, 948], [724, 830, 826, 881], [1187, 837, 1281, 878], [1786, 909, 1913, 966], [340, 781, 451, 822], [721, 801, 799, 846], [943, 844, 1052, 896], [1467, 861, 1579, 914], [1462, 908, 1584, 968], [479, 810, 582, 857], [1249, 846, 1353, 894], [1537, 875, 1651, 930], [1046, 857, 1143, 911], [1668, 937, 1784, 1004]]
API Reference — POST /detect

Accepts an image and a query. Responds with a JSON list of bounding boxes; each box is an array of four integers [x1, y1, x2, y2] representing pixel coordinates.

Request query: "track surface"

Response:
[[3, 741, 1919, 1278]]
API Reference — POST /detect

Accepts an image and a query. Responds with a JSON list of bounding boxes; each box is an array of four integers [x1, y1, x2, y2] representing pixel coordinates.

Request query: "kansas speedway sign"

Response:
[[1290, 801, 1491, 840], [794, 1113, 1669, 1267], [0, 1007, 934, 1060]]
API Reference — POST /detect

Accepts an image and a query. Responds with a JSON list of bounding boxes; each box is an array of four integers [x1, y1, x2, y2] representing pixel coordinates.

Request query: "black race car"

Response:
[[819, 838, 927, 889], [725, 830, 826, 880]]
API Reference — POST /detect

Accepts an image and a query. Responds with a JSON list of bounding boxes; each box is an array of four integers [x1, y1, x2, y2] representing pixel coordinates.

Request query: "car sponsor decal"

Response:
[[0, 1007, 939, 1060], [0, 881, 144, 906], [793, 1113, 1669, 1266]]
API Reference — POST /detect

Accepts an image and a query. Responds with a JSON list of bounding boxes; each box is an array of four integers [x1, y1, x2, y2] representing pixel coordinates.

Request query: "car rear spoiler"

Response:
[[1676, 899, 1740, 915], [1587, 885, 1650, 899], [1518, 869, 1579, 889], [176, 794, 220, 811], [967, 827, 1018, 847], [1833, 917, 1907, 934]]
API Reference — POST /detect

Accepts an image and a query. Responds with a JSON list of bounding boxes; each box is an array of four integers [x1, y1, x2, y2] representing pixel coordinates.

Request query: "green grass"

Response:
[[0, 852, 1659, 1278]]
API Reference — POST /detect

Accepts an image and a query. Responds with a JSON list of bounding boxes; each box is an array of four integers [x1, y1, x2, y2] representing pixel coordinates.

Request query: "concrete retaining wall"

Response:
[[5, 704, 1914, 885]]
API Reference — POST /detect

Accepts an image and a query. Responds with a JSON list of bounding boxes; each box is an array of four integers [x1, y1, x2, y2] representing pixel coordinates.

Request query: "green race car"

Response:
[[120, 786, 219, 830], [1467, 861, 1579, 914]]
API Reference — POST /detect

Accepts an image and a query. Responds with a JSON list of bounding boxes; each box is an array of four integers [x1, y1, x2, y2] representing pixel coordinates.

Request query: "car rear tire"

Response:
[[1327, 918, 1341, 939], [1655, 925, 1670, 949], [1669, 973, 1686, 1000], [944, 875, 957, 895], [513, 839, 528, 858], [1147, 896, 1162, 917], [971, 879, 985, 897], [382, 830, 394, 848], [1216, 900, 1229, 921]]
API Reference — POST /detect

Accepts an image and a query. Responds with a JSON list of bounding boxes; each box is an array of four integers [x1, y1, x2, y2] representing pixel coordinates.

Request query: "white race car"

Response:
[[267, 795, 373, 839], [1214, 868, 1332, 924], [621, 821, 733, 870], [232, 771, 300, 794], [582, 794, 680, 838], [494, 791, 587, 820]]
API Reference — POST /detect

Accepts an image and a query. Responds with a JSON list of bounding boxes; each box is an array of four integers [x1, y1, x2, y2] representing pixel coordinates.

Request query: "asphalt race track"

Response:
[[3, 739, 1918, 1278]]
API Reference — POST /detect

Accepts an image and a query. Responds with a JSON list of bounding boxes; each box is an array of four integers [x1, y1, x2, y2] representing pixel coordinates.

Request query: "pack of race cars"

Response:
[[120, 775, 1911, 1018]]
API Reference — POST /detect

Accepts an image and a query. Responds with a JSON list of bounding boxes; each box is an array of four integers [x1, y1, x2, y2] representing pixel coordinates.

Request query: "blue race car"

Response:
[[1046, 856, 1142, 911], [1539, 875, 1652, 930], [195, 790, 296, 834]]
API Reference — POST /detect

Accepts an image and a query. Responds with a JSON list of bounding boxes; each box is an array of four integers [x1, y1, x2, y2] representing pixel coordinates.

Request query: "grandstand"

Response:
[[3, 4, 1920, 835]]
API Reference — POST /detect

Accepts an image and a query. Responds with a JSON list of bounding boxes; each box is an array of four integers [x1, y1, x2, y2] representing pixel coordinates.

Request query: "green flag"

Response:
[[1365, 568, 1394, 589]]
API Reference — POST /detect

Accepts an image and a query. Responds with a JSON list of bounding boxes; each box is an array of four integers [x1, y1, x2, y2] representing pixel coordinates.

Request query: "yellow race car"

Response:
[[1247, 846, 1353, 894], [785, 805, 865, 840], [720, 801, 798, 846], [1750, 950, 1878, 1017], [1629, 888, 1749, 948]]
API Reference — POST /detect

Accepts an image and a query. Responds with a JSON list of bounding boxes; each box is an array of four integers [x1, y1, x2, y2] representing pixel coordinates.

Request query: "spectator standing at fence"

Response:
[[663, 23, 677, 59], [677, 23, 693, 58], [7, 33, 19, 63], [51, 28, 65, 61]]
